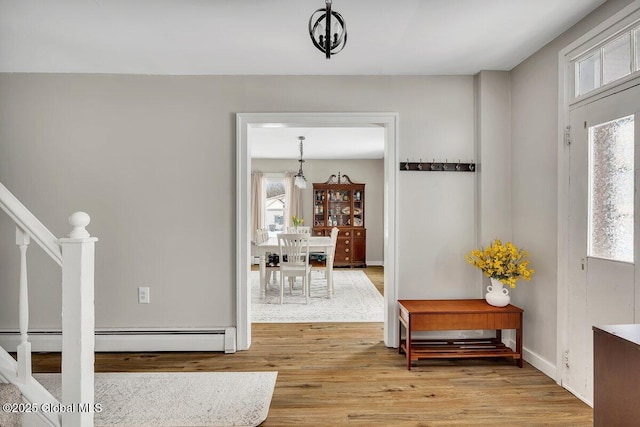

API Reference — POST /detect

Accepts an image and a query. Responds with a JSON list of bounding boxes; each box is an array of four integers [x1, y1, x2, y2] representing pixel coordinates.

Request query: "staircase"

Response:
[[0, 183, 98, 427]]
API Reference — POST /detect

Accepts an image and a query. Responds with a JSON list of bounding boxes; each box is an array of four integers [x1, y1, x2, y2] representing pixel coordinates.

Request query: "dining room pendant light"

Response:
[[294, 136, 307, 189], [308, 0, 347, 59]]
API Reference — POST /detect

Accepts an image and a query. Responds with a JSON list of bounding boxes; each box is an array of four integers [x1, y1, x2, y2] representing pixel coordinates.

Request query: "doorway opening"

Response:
[[236, 113, 398, 350]]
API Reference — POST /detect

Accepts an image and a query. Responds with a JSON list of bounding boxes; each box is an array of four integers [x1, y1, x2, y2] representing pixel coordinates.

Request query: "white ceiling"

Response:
[[0, 0, 607, 159], [0, 0, 606, 75], [250, 126, 385, 159]]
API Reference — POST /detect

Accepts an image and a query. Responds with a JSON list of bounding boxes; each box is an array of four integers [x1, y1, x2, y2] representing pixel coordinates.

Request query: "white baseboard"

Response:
[[561, 382, 593, 408], [505, 338, 557, 380], [366, 260, 384, 266], [0, 327, 237, 353]]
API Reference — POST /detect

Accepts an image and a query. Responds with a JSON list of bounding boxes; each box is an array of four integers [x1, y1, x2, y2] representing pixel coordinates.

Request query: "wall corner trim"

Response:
[[506, 338, 557, 380]]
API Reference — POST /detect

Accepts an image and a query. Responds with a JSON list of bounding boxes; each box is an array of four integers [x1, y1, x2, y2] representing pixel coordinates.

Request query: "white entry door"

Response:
[[566, 83, 640, 404]]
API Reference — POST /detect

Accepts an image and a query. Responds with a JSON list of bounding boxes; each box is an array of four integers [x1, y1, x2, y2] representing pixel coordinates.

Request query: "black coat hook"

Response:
[[399, 159, 476, 172]]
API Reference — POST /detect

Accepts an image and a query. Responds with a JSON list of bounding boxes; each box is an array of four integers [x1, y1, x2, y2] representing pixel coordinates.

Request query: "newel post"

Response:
[[59, 212, 98, 427]]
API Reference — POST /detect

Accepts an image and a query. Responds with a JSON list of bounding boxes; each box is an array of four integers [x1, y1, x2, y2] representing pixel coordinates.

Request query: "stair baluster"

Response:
[[16, 227, 32, 382]]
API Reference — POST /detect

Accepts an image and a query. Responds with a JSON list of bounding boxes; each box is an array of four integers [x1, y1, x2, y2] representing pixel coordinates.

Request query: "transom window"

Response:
[[574, 22, 640, 97]]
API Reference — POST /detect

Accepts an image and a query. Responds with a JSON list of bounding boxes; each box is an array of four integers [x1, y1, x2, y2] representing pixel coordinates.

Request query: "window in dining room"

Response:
[[265, 175, 285, 233]]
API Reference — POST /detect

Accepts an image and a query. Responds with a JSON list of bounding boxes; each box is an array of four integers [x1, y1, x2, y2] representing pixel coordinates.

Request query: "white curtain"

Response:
[[251, 171, 265, 241], [284, 172, 301, 229]]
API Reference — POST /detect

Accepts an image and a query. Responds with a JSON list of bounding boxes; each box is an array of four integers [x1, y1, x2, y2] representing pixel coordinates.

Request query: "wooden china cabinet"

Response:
[[312, 173, 366, 268]]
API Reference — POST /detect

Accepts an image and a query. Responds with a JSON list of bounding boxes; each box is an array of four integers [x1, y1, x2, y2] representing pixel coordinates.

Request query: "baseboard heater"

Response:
[[0, 327, 237, 354]]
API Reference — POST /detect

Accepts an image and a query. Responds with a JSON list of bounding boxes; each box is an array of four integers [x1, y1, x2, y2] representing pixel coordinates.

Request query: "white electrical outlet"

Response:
[[138, 286, 150, 304]]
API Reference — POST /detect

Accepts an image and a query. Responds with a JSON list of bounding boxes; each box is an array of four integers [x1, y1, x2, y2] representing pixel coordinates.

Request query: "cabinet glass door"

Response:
[[353, 189, 363, 227], [328, 189, 351, 227], [313, 189, 325, 227]]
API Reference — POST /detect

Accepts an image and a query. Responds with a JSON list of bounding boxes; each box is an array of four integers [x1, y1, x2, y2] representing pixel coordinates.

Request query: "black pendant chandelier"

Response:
[[308, 0, 347, 59], [294, 136, 307, 189]]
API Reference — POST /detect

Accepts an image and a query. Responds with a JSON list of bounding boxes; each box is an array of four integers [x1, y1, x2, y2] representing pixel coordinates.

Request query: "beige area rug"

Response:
[[34, 371, 277, 427], [0, 383, 21, 427], [252, 269, 384, 323]]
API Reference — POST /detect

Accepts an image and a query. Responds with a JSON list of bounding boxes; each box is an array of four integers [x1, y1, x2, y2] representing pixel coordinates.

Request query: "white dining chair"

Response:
[[283, 225, 311, 289], [284, 225, 311, 234], [281, 225, 310, 294], [277, 233, 311, 304], [308, 227, 339, 294], [255, 228, 278, 286], [254, 228, 268, 244]]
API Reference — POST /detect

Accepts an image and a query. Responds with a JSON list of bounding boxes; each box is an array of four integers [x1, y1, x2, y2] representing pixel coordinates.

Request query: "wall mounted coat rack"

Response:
[[399, 160, 476, 172]]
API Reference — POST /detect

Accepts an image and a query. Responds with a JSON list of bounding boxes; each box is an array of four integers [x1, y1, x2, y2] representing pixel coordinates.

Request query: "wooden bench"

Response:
[[398, 299, 523, 370]]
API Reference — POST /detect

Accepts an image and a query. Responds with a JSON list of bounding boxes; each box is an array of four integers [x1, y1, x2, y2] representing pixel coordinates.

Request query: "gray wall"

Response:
[[251, 158, 384, 264], [510, 0, 636, 366], [2, 0, 631, 370], [0, 75, 477, 331], [476, 71, 512, 246]]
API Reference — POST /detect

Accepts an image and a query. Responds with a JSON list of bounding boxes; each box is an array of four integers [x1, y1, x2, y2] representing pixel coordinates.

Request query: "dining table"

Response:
[[252, 235, 335, 299]]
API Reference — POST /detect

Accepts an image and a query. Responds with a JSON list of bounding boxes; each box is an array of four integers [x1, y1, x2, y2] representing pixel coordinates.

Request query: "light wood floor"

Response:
[[31, 266, 592, 426]]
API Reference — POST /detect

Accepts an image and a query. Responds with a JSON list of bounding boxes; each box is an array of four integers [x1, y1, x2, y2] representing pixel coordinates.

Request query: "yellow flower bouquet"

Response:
[[291, 215, 304, 227], [465, 239, 534, 288]]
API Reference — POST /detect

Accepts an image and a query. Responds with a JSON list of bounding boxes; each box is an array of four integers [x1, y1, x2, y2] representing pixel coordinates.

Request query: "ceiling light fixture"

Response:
[[308, 0, 347, 59], [294, 136, 307, 189]]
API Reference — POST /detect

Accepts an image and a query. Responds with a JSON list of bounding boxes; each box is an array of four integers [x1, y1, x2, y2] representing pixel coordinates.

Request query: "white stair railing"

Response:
[[0, 183, 97, 427]]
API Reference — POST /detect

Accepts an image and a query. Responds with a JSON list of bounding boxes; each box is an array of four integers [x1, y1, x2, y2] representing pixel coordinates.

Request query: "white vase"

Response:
[[486, 278, 510, 307]]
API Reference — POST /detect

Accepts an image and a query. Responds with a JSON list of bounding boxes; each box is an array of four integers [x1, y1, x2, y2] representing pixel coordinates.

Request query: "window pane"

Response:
[[603, 33, 631, 84], [589, 115, 635, 262], [265, 178, 285, 233], [578, 52, 601, 95]]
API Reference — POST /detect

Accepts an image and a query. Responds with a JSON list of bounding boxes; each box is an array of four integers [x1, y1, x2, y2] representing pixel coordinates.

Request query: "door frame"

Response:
[[235, 112, 399, 351], [557, 0, 640, 391]]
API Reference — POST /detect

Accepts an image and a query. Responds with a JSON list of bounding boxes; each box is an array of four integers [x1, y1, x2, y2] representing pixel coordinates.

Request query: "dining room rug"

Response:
[[33, 371, 277, 427], [251, 269, 384, 322]]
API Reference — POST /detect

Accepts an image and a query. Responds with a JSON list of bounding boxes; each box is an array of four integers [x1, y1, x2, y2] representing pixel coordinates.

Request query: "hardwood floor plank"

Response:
[[30, 267, 591, 425]]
